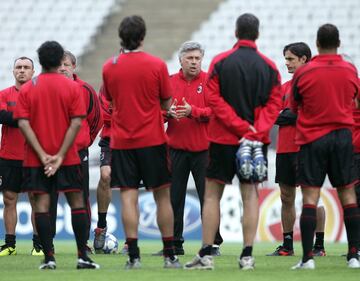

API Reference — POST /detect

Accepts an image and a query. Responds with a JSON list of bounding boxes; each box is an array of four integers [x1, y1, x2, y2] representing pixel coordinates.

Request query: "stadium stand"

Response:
[[0, 0, 119, 89], [167, 0, 360, 82], [0, 0, 357, 188]]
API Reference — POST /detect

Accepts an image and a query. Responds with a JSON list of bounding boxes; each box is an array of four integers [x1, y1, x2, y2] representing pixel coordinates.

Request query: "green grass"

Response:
[[0, 241, 359, 281]]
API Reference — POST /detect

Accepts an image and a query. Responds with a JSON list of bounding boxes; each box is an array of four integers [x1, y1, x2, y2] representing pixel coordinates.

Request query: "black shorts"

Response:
[[22, 165, 83, 193], [0, 158, 23, 193], [111, 144, 171, 190], [99, 137, 111, 167], [275, 152, 297, 187], [206, 142, 268, 184], [78, 149, 89, 192], [297, 129, 356, 188], [354, 153, 360, 206]]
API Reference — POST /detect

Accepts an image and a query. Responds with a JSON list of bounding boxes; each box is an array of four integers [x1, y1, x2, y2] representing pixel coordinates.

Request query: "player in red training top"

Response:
[[268, 42, 326, 257], [102, 15, 181, 269], [290, 24, 360, 270], [353, 75, 360, 230], [185, 13, 282, 270], [0, 57, 44, 256], [58, 50, 103, 253], [93, 84, 114, 252], [14, 41, 99, 270]]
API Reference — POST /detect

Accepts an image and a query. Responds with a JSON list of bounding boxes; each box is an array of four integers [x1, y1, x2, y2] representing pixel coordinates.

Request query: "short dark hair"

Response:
[[118, 15, 146, 50], [317, 23, 340, 49], [235, 13, 259, 41], [283, 42, 312, 62], [14, 56, 34, 69], [37, 41, 64, 71]]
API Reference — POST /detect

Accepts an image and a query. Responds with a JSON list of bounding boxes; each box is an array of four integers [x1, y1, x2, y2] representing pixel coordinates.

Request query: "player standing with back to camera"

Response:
[[290, 24, 360, 270], [101, 15, 181, 269], [14, 41, 99, 270], [185, 13, 282, 270], [268, 42, 326, 257]]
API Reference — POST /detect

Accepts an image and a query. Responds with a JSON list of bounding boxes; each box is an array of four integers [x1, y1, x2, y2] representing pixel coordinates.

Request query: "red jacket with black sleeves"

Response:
[[206, 40, 282, 145]]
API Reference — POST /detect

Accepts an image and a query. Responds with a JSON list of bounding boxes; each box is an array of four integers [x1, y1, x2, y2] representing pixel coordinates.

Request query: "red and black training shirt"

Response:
[[290, 54, 359, 145], [102, 51, 172, 149], [206, 40, 282, 145], [14, 73, 86, 167], [0, 86, 25, 160]]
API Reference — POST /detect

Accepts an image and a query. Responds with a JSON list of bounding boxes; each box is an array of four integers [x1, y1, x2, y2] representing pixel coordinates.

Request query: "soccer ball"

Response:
[[102, 233, 119, 254]]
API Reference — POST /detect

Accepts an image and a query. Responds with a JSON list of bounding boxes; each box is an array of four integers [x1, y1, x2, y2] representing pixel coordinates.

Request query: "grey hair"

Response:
[[64, 50, 77, 65], [178, 41, 204, 60]]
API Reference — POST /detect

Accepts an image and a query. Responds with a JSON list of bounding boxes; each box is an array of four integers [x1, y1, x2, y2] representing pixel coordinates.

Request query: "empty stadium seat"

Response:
[[0, 0, 117, 88]]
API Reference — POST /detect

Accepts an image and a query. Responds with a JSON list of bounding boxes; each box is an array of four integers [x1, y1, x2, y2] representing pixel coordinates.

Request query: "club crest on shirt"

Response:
[[197, 84, 203, 94]]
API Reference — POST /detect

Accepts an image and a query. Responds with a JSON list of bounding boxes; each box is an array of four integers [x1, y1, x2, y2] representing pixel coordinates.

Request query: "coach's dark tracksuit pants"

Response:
[[170, 148, 223, 247]]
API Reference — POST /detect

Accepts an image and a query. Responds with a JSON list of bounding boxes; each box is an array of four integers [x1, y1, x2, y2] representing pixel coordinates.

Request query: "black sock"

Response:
[[199, 244, 212, 257], [240, 246, 253, 258], [32, 234, 42, 248], [71, 208, 88, 259], [126, 238, 140, 262], [162, 236, 175, 259], [5, 234, 16, 248], [35, 212, 54, 260], [300, 205, 317, 263], [97, 212, 107, 229], [343, 204, 360, 260], [283, 231, 293, 250], [314, 232, 324, 249]]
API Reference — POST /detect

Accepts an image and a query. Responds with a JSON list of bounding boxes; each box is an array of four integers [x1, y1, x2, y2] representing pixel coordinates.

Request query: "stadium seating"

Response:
[[0, 0, 117, 88], [167, 0, 360, 83]]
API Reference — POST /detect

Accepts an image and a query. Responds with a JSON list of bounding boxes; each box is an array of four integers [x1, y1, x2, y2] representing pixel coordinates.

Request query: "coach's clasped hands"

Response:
[[167, 98, 192, 120]]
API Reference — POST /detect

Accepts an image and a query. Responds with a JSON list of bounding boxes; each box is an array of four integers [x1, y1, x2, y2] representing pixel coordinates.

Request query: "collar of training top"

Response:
[[234, 40, 257, 50]]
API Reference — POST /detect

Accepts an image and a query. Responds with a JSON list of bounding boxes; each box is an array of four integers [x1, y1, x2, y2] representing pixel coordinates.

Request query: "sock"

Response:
[[35, 212, 54, 261], [5, 234, 16, 248], [198, 244, 212, 257], [162, 236, 175, 259], [71, 208, 89, 259], [343, 204, 360, 260], [300, 205, 317, 263], [240, 246, 253, 258], [32, 234, 42, 249], [86, 203, 91, 242], [283, 231, 293, 250], [97, 212, 107, 229], [314, 232, 324, 249], [126, 238, 140, 262]]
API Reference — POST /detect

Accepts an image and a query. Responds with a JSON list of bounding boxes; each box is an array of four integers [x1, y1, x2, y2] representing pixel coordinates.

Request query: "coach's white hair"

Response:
[[178, 41, 204, 60]]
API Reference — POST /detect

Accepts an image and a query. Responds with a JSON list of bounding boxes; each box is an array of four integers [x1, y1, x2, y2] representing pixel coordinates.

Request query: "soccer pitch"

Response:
[[0, 241, 359, 281]]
